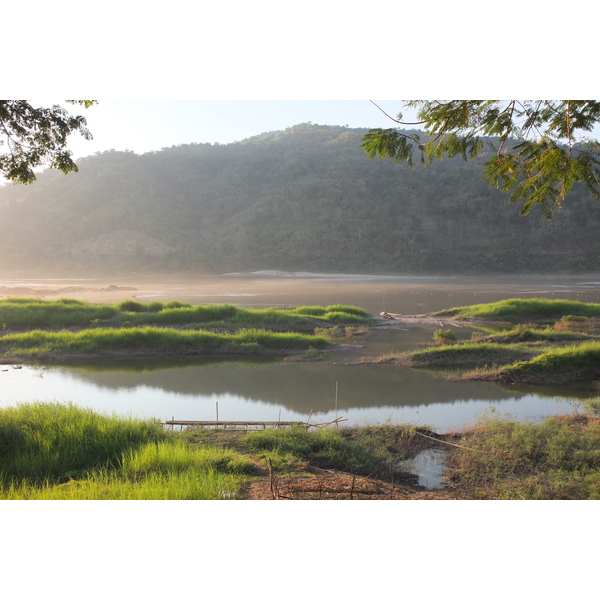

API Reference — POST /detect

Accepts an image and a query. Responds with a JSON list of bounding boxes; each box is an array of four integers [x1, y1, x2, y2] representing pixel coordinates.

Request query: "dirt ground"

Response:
[[242, 465, 461, 500]]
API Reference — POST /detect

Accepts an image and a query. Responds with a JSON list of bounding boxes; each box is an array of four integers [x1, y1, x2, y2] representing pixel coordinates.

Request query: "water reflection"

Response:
[[1, 352, 586, 433]]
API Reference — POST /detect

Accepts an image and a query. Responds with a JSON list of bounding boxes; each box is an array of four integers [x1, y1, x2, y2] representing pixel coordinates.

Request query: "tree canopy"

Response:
[[361, 101, 600, 218], [0, 100, 96, 184], [1, 124, 599, 276]]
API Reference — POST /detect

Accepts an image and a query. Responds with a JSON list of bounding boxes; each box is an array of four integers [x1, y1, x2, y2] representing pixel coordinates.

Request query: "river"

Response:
[[2, 271, 600, 432]]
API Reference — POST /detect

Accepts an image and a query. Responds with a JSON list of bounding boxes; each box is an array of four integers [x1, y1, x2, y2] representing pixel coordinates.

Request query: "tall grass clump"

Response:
[[124, 304, 240, 326], [324, 305, 370, 317], [0, 402, 167, 482], [0, 327, 330, 358], [433, 328, 457, 344], [322, 311, 368, 323], [0, 298, 118, 329], [499, 341, 600, 383], [0, 469, 241, 500], [243, 426, 393, 477], [0, 403, 253, 499], [118, 440, 256, 477], [290, 306, 328, 316]]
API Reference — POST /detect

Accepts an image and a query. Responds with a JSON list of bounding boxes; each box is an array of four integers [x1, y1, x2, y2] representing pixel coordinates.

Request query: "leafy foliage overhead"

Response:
[[0, 100, 96, 184], [361, 101, 600, 218]]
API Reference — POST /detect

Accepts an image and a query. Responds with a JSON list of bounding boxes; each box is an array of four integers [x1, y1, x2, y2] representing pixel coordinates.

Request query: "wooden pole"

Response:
[[216, 401, 219, 423], [335, 381, 339, 427]]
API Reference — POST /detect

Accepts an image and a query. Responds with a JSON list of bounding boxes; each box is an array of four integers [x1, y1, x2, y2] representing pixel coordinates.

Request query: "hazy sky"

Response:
[[8, 0, 598, 163], [62, 100, 418, 159]]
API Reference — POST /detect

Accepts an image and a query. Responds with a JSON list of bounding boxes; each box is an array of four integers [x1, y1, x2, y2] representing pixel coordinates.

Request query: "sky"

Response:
[[61, 99, 418, 159], [9, 0, 598, 165]]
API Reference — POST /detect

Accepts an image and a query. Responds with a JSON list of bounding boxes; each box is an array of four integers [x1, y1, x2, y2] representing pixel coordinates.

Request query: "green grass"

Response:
[[379, 342, 540, 369], [433, 298, 600, 321], [474, 323, 597, 344], [242, 426, 398, 478], [118, 440, 256, 477], [0, 402, 167, 481], [0, 403, 252, 499], [0, 326, 331, 359], [0, 298, 370, 361], [499, 341, 600, 384], [0, 298, 118, 328], [0, 468, 241, 500], [3, 403, 600, 499]]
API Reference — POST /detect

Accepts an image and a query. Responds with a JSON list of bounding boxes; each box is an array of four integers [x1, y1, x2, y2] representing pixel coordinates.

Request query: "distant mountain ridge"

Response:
[[1, 123, 599, 276]]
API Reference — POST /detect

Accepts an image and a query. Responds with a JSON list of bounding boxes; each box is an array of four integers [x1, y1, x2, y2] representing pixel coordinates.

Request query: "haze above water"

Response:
[[2, 271, 600, 433]]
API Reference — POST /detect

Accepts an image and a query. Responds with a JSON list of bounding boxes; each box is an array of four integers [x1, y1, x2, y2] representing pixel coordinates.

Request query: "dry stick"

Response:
[[412, 429, 485, 453], [268, 458, 278, 500], [310, 416, 348, 429], [350, 475, 356, 500], [305, 409, 313, 426]]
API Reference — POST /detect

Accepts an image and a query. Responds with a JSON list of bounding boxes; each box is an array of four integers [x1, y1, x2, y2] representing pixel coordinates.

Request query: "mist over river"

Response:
[[2, 271, 600, 432]]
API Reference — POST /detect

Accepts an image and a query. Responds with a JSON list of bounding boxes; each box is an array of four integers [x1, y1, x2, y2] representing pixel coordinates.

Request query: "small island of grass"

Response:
[[0, 298, 371, 362]]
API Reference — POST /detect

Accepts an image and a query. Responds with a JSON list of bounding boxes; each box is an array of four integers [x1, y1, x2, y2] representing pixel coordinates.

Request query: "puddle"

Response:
[[398, 448, 447, 490]]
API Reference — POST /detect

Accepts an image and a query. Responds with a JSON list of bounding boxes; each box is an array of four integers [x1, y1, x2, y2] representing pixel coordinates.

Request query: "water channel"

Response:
[[2, 272, 600, 433]]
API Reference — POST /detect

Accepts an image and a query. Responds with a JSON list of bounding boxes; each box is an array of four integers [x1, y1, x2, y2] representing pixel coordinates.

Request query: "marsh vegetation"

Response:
[[0, 298, 370, 361]]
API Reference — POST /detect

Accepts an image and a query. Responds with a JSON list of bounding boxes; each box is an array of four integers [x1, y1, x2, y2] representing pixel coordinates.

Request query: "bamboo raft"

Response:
[[164, 419, 309, 431], [164, 415, 347, 431]]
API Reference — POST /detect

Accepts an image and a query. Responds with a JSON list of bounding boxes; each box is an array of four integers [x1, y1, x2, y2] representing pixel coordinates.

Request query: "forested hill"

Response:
[[1, 123, 599, 276]]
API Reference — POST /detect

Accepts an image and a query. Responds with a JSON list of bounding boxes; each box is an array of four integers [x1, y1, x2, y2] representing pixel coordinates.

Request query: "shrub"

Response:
[[433, 328, 457, 344], [117, 300, 147, 313]]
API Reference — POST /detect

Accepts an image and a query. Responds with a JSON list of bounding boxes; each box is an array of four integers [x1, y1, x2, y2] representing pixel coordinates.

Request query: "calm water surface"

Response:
[[2, 272, 600, 432]]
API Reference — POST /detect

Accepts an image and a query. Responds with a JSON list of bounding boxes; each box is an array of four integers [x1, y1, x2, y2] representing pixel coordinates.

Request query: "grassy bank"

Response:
[[433, 298, 600, 322], [2, 402, 600, 500], [367, 342, 540, 369], [0, 298, 370, 361], [0, 327, 330, 360], [445, 411, 600, 499], [0, 403, 425, 500], [0, 403, 254, 500], [0, 298, 370, 332]]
